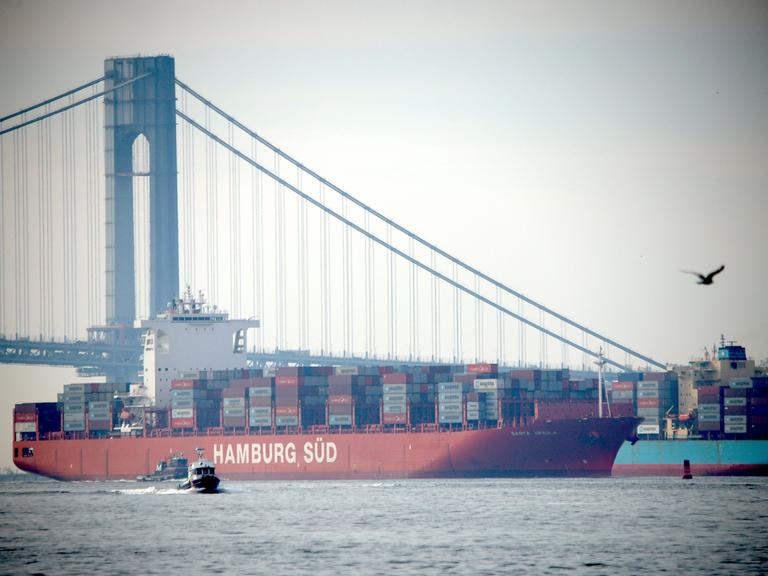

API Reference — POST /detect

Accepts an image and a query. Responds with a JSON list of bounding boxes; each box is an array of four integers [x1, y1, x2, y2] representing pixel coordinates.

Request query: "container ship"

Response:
[[12, 291, 641, 480], [610, 340, 768, 476]]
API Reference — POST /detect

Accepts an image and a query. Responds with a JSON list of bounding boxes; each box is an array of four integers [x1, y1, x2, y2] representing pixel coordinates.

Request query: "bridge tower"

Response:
[[104, 55, 178, 325]]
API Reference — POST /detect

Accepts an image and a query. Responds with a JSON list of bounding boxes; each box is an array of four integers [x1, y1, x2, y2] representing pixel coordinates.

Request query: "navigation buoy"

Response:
[[682, 459, 693, 480]]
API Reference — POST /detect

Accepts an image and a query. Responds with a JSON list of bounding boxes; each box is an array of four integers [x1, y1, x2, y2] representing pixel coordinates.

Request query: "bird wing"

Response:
[[710, 265, 725, 277], [680, 270, 704, 279]]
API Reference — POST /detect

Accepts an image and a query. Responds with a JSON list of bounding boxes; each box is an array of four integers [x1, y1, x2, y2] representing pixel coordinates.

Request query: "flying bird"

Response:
[[681, 265, 725, 285]]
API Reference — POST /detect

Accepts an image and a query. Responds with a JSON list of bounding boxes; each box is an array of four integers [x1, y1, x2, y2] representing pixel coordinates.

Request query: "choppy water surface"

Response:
[[1, 477, 767, 575]]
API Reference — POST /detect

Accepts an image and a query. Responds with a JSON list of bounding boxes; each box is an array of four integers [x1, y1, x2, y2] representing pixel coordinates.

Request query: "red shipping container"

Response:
[[171, 379, 206, 390], [329, 394, 353, 405], [228, 378, 251, 392], [637, 398, 660, 408], [250, 377, 273, 387], [276, 376, 302, 387], [14, 412, 36, 423], [223, 417, 246, 427], [383, 373, 410, 384], [275, 406, 298, 416], [612, 382, 635, 391], [171, 418, 194, 428], [698, 385, 720, 396], [467, 363, 498, 374], [224, 388, 247, 398], [248, 397, 272, 407]]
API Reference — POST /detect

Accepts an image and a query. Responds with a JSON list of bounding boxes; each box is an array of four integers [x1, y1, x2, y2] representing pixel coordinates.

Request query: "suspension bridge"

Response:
[[0, 55, 665, 381]]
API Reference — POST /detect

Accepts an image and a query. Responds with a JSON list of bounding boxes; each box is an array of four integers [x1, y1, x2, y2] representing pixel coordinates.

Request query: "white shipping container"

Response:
[[438, 403, 462, 412], [724, 424, 747, 433], [474, 379, 500, 390], [698, 404, 721, 413], [637, 424, 660, 435], [637, 381, 659, 390], [698, 413, 721, 422], [438, 382, 462, 393], [724, 397, 747, 406], [171, 408, 194, 419], [383, 384, 407, 394], [729, 378, 753, 389], [334, 366, 359, 375], [724, 415, 747, 424], [15, 422, 36, 433]]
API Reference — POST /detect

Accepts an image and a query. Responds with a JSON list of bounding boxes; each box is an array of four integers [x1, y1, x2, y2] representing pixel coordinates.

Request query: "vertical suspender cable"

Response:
[[540, 309, 546, 368], [319, 182, 327, 354], [475, 275, 482, 362], [229, 121, 240, 317], [561, 320, 567, 369], [519, 297, 525, 367], [36, 120, 44, 338], [12, 130, 19, 337], [497, 286, 504, 367], [0, 121, 4, 336], [297, 167, 307, 351], [365, 211, 374, 358], [45, 106, 53, 334], [387, 224, 395, 359], [342, 196, 349, 354], [21, 120, 29, 335], [453, 262, 461, 363]]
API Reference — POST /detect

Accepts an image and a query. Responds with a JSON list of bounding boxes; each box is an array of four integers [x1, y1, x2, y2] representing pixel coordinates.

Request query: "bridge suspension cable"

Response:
[[176, 108, 650, 371], [0, 74, 150, 137], [0, 76, 104, 123], [174, 79, 664, 370]]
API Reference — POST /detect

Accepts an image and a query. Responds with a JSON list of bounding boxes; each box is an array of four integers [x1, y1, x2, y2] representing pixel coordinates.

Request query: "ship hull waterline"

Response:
[[612, 439, 768, 477], [13, 417, 639, 481]]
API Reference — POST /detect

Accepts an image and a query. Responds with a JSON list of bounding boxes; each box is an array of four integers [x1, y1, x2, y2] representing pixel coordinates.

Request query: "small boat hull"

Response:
[[179, 474, 220, 493]]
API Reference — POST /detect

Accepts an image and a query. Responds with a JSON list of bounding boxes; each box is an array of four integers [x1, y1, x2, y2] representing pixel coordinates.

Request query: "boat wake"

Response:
[[112, 486, 190, 496]]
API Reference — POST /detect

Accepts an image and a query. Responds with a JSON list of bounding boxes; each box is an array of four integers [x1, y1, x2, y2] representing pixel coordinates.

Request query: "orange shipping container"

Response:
[[275, 406, 298, 416], [637, 398, 659, 408], [467, 363, 498, 374], [612, 382, 635, 391]]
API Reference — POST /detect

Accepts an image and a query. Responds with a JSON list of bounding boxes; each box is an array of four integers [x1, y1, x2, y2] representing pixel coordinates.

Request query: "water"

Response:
[[1, 477, 767, 575]]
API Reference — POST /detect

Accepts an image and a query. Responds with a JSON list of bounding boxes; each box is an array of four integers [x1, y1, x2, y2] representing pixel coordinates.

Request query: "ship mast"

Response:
[[594, 346, 607, 418]]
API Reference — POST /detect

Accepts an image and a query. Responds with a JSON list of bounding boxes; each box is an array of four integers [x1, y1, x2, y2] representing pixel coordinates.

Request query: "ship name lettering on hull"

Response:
[[213, 441, 337, 465]]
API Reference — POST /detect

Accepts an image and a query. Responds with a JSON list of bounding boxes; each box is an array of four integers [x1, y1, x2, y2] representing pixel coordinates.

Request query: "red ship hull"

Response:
[[13, 417, 640, 480]]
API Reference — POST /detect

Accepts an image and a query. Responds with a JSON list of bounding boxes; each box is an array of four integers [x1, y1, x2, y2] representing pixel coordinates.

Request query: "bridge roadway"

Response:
[[0, 336, 437, 381]]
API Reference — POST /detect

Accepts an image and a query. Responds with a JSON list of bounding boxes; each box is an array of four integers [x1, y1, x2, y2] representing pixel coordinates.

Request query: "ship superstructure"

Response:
[[135, 287, 259, 408]]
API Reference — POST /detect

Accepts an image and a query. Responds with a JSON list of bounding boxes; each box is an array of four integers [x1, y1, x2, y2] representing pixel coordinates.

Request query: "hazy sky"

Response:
[[1, 1, 767, 465]]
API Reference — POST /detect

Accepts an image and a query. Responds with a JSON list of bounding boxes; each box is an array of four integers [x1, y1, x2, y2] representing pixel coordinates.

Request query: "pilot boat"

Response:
[[178, 448, 220, 493], [137, 453, 189, 482]]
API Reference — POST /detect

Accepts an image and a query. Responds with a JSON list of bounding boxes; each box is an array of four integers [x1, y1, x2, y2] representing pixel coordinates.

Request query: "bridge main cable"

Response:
[[177, 108, 650, 371], [175, 79, 664, 370], [0, 74, 151, 137], [0, 76, 104, 123]]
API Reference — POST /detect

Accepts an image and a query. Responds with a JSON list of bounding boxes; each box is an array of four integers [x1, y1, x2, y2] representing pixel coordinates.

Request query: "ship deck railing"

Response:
[[32, 418, 527, 442]]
